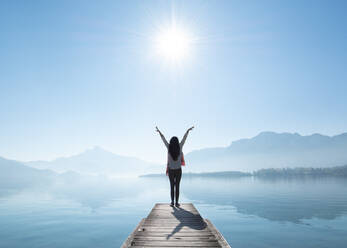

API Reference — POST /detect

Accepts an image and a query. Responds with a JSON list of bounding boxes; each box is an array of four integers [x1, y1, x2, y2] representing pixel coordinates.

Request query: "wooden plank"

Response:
[[142, 224, 207, 228], [130, 241, 221, 247], [130, 247, 221, 248], [142, 224, 206, 228], [136, 227, 211, 232], [142, 222, 205, 225], [133, 236, 217, 241], [122, 203, 231, 248], [144, 220, 205, 223], [151, 205, 197, 211], [148, 212, 200, 216], [145, 219, 204, 222], [136, 231, 215, 237]]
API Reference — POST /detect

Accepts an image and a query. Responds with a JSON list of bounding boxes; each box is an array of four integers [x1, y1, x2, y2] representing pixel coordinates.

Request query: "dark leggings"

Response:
[[168, 168, 182, 203]]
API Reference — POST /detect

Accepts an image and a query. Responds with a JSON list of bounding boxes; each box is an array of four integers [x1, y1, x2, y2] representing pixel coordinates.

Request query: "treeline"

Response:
[[184, 171, 251, 178], [253, 165, 347, 177], [140, 171, 251, 178], [140, 165, 347, 178]]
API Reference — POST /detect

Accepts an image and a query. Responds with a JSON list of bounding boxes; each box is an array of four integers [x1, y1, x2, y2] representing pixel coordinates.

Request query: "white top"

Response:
[[160, 132, 188, 170]]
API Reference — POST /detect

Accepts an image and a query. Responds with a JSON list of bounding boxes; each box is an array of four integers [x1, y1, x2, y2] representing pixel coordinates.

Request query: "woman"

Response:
[[156, 126, 194, 207]]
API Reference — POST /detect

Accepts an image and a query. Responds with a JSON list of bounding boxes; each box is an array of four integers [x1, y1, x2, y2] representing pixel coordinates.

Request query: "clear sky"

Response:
[[1, 0, 346, 163]]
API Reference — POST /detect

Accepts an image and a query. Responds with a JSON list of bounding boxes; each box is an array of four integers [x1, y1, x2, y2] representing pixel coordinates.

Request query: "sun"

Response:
[[155, 27, 192, 61]]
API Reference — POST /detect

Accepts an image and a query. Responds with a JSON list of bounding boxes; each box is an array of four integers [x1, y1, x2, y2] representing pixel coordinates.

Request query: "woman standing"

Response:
[[156, 126, 194, 207]]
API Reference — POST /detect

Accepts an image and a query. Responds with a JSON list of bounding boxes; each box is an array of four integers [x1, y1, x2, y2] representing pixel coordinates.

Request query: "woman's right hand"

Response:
[[187, 126, 194, 132], [155, 126, 161, 134]]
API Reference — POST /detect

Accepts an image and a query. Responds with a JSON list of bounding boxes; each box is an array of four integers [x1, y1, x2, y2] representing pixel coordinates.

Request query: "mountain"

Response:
[[185, 132, 347, 172], [10, 131, 347, 176], [0, 156, 56, 187], [25, 146, 161, 176]]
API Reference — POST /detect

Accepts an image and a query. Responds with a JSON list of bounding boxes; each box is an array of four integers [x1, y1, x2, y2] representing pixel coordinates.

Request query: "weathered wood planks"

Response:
[[121, 203, 231, 248]]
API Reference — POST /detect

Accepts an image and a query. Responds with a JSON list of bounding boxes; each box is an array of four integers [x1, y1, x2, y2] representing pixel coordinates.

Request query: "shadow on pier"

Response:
[[166, 205, 207, 239]]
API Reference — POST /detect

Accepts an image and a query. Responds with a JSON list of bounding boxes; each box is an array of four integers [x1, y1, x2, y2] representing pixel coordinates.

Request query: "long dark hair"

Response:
[[169, 136, 180, 161]]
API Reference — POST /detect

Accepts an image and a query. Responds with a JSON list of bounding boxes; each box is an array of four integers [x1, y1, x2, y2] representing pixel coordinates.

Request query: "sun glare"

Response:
[[155, 27, 192, 61]]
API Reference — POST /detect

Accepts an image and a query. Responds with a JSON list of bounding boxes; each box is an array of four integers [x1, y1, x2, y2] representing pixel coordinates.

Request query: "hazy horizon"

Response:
[[1, 130, 347, 178], [0, 130, 346, 164]]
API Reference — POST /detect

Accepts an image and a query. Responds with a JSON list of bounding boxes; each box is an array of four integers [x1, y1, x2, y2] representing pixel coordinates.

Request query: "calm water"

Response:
[[0, 175, 346, 247]]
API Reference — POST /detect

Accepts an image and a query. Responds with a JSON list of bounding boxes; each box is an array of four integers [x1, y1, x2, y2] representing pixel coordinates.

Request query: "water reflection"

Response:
[[1, 175, 347, 248], [182, 176, 347, 223], [1, 175, 347, 224]]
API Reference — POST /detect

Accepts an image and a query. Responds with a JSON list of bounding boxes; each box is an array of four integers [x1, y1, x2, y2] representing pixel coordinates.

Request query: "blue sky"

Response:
[[1, 0, 346, 163]]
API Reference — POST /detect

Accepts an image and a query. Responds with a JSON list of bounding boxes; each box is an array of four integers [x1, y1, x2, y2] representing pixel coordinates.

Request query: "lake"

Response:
[[0, 175, 346, 247]]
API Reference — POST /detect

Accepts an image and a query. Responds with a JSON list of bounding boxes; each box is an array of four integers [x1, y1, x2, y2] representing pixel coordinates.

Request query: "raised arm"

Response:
[[156, 126, 169, 149], [180, 126, 194, 148]]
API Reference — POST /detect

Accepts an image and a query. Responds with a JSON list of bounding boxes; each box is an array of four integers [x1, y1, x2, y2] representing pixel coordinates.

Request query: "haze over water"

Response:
[[1, 176, 346, 248]]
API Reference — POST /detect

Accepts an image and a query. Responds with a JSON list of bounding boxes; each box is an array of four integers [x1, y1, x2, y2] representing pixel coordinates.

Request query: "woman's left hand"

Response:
[[187, 126, 194, 132]]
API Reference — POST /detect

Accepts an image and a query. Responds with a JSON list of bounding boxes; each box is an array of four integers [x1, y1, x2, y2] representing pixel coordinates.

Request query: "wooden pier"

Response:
[[121, 203, 231, 247]]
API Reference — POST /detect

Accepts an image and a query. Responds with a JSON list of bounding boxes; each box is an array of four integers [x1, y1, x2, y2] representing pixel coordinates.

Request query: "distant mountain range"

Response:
[[185, 131, 347, 172], [25, 146, 161, 176], [0, 157, 56, 187], [1, 131, 347, 178]]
